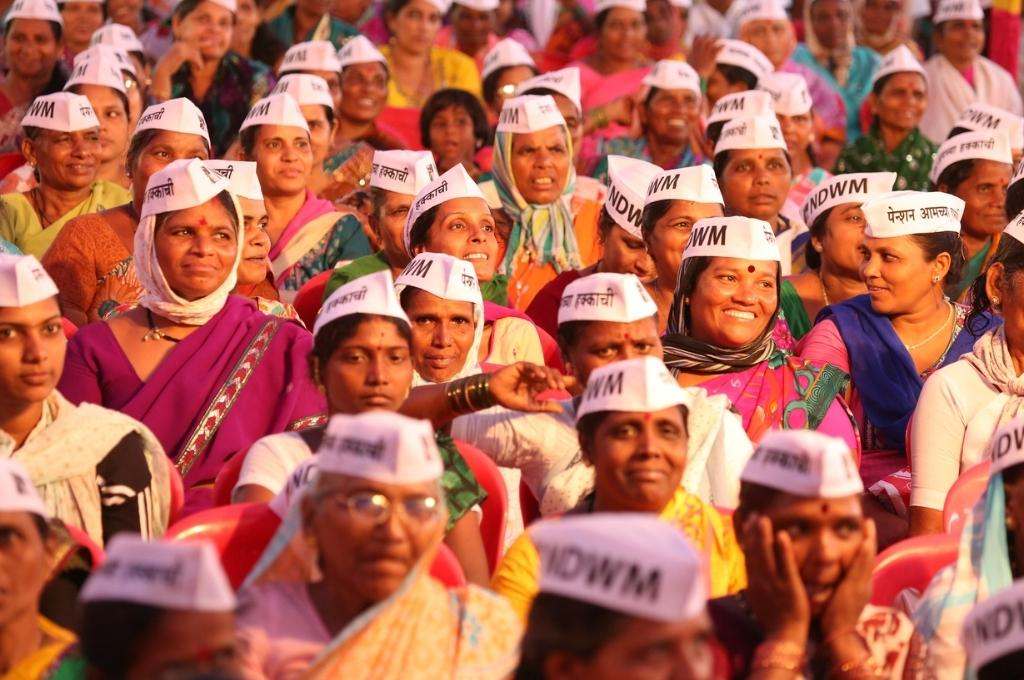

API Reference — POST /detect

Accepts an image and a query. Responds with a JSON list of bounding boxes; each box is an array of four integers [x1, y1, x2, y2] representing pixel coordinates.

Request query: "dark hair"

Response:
[[126, 127, 212, 176], [804, 208, 832, 271], [80, 600, 164, 676], [386, 0, 415, 13], [3, 17, 62, 41], [515, 593, 627, 679], [249, 23, 287, 67], [714, 64, 758, 90], [59, 0, 107, 18], [1008, 180, 1024, 221], [667, 255, 781, 334], [967, 232, 1024, 328], [909, 231, 965, 287], [173, 0, 234, 22], [66, 84, 130, 122], [419, 88, 491, 151], [308, 312, 412, 378], [31, 513, 49, 540], [979, 650, 1024, 680], [932, 158, 979, 194], [596, 205, 616, 241], [482, 64, 538, 107], [705, 120, 727, 147], [594, 8, 611, 29], [405, 204, 441, 253], [640, 198, 673, 243], [870, 69, 926, 97]]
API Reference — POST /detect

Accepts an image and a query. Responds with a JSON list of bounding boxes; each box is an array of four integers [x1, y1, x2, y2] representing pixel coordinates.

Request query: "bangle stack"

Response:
[[751, 640, 804, 674], [445, 373, 496, 414]]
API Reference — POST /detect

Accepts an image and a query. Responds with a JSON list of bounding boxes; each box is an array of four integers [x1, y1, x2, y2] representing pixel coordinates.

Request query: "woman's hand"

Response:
[[741, 513, 811, 646], [487, 362, 575, 413], [151, 42, 205, 98], [687, 35, 720, 79]]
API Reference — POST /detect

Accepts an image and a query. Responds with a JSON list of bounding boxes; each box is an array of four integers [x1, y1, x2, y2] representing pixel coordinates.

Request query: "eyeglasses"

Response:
[[321, 490, 443, 525], [498, 83, 518, 97]]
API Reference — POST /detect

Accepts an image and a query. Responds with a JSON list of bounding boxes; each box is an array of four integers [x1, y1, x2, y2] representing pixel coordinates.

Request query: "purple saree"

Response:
[[59, 296, 326, 514]]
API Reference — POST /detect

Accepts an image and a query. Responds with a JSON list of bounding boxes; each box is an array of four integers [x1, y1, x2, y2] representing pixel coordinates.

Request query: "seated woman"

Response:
[[704, 39, 772, 109], [58, 159, 324, 512], [237, 411, 522, 676], [703, 89, 774, 156], [333, 36, 406, 155], [799, 190, 998, 501], [0, 93, 129, 258], [0, 253, 170, 545], [781, 172, 896, 340], [515, 68, 585, 178], [262, 0, 356, 50], [270, 73, 342, 199], [41, 98, 211, 326], [0, 461, 78, 677], [420, 88, 491, 177], [238, 93, 371, 302], [492, 356, 747, 620], [480, 37, 536, 121], [516, 515, 717, 680], [525, 155, 659, 337], [586, 59, 705, 183], [641, 165, 725, 332], [930, 130, 1014, 301], [150, 0, 272, 157], [710, 430, 914, 677], [919, 0, 1023, 144], [663, 215, 857, 452], [952, 103, 1024, 168], [834, 45, 936, 191], [912, 418, 1024, 678], [435, 0, 499, 72], [80, 535, 242, 678], [57, 0, 103, 70], [909, 219, 1024, 535]]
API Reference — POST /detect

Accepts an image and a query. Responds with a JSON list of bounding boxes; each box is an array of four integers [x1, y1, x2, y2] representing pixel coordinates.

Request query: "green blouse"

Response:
[[833, 125, 937, 191]]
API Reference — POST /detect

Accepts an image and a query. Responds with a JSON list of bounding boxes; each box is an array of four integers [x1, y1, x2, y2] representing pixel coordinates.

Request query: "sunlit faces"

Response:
[[0, 510, 53, 629], [60, 1, 104, 49], [858, 235, 950, 315], [122, 610, 242, 680], [298, 104, 334, 166], [452, 5, 495, 55], [0, 298, 66, 405], [130, 130, 211, 209], [718, 149, 792, 222], [247, 124, 314, 196], [870, 71, 927, 133], [74, 84, 130, 166], [601, 225, 654, 280], [154, 198, 238, 301], [23, 128, 101, 191], [808, 0, 852, 51], [813, 203, 867, 277], [687, 257, 778, 348], [563, 317, 662, 383], [402, 287, 476, 382], [583, 406, 688, 512], [597, 7, 647, 64], [945, 159, 1012, 239], [510, 126, 571, 204], [641, 88, 701, 146], [320, 317, 413, 413], [646, 201, 725, 286], [386, 0, 444, 55], [172, 0, 234, 61], [427, 105, 478, 174], [415, 197, 498, 281], [491, 64, 535, 114], [3, 19, 60, 81], [739, 19, 794, 68], [934, 19, 985, 66], [777, 112, 814, 159], [372, 189, 414, 267], [339, 62, 388, 125], [235, 196, 270, 287]]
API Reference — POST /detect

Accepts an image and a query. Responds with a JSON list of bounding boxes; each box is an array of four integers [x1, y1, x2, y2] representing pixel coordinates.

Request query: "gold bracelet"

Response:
[[752, 640, 805, 672]]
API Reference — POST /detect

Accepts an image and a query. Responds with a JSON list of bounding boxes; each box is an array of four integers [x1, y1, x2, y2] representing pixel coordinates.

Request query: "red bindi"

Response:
[[197, 216, 209, 227], [820, 502, 830, 513], [747, 265, 756, 273], [643, 412, 652, 421]]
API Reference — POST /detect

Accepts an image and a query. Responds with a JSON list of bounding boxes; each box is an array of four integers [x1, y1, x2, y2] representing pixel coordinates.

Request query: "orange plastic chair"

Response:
[[213, 450, 250, 506], [870, 533, 959, 607], [168, 464, 185, 524], [453, 440, 507, 573], [293, 270, 334, 330], [943, 461, 991, 535], [519, 478, 540, 529]]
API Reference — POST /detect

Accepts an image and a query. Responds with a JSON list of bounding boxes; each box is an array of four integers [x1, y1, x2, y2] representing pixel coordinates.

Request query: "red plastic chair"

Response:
[[429, 544, 467, 588], [60, 318, 77, 340], [168, 464, 185, 524], [453, 440, 507, 573], [519, 478, 540, 529], [63, 523, 105, 569], [293, 270, 334, 330], [213, 450, 250, 506], [943, 461, 991, 535], [870, 533, 959, 607]]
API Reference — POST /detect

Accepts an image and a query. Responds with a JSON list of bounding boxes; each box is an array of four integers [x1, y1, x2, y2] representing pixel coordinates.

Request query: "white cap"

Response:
[[239, 93, 310, 133], [4, 0, 61, 27], [955, 104, 1024, 150], [65, 52, 127, 94], [395, 252, 482, 308], [90, 23, 144, 54], [313, 269, 408, 337], [496, 94, 565, 134], [0, 253, 58, 307], [22, 92, 97, 132], [81, 535, 236, 612], [73, 43, 136, 76], [715, 39, 773, 82], [964, 579, 1024, 672], [801, 172, 898, 226], [668, 0, 691, 7], [271, 73, 334, 111], [134, 98, 210, 147], [515, 67, 582, 113], [370, 150, 437, 196], [606, 156, 662, 238], [861, 190, 964, 238], [205, 0, 237, 12], [642, 59, 701, 95], [758, 72, 811, 116], [420, 0, 451, 10], [594, 0, 646, 11], [930, 131, 1013, 183], [740, 429, 864, 499], [140, 158, 231, 220], [1004, 208, 1024, 246], [204, 160, 262, 202], [531, 513, 707, 622], [645, 165, 724, 205], [317, 412, 444, 484], [988, 417, 1024, 476], [404, 164, 487, 251], [576, 357, 691, 420], [736, 0, 789, 26], [1012, 157, 1024, 189], [0, 460, 47, 517], [934, 0, 983, 22], [481, 37, 535, 80], [707, 90, 775, 126], [557, 272, 657, 325], [278, 40, 341, 74], [682, 216, 781, 262], [714, 115, 786, 154], [871, 44, 926, 86], [453, 0, 498, 10], [337, 35, 387, 69]]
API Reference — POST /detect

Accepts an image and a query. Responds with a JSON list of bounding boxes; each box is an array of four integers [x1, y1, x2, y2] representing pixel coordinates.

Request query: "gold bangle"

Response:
[[752, 640, 805, 673]]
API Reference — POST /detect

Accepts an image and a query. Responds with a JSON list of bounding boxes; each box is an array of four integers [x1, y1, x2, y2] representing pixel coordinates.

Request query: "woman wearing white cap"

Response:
[[834, 44, 937, 191], [0, 93, 130, 258], [277, 40, 345, 115], [56, 0, 103, 68], [703, 39, 772, 110], [149, 0, 272, 156], [237, 411, 522, 677], [918, 0, 1022, 144], [42, 98, 212, 326], [962, 578, 1024, 679], [0, 0, 67, 153], [333, 36, 407, 155], [515, 515, 717, 680], [480, 37, 537, 121], [262, 0, 357, 50], [381, 0, 482, 110], [515, 67, 587, 174], [58, 159, 324, 513], [270, 73, 342, 199], [434, 0, 501, 73]]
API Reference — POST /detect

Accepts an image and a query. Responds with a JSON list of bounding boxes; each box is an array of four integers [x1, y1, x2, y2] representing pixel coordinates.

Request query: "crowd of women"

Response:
[[3, 0, 1024, 676]]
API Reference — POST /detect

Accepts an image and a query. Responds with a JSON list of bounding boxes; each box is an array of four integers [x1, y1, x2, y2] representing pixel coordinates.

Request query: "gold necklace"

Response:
[[818, 272, 831, 307], [903, 302, 954, 352]]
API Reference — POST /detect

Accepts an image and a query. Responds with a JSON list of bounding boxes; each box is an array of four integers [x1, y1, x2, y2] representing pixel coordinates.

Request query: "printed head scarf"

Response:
[[804, 0, 856, 86]]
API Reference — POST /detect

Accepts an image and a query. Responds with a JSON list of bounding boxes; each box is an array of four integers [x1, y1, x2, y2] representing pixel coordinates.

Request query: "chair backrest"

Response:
[[519, 477, 540, 529], [943, 461, 991, 535], [429, 544, 466, 588], [63, 523, 105, 570], [870, 533, 959, 607], [293, 270, 334, 330], [453, 440, 507, 573], [168, 463, 185, 524], [213, 450, 250, 507]]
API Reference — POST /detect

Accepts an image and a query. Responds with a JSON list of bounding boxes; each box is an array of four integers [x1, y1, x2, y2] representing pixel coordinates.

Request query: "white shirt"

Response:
[[234, 432, 313, 500]]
